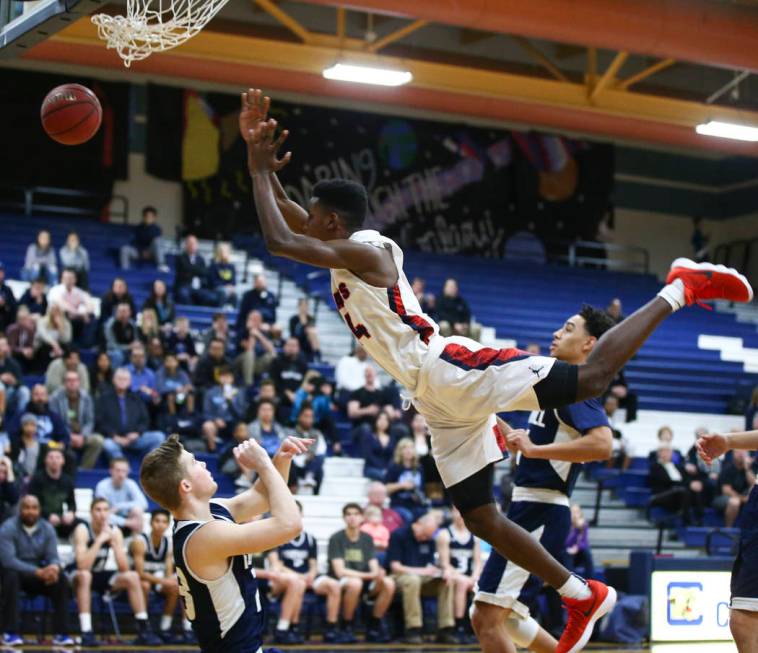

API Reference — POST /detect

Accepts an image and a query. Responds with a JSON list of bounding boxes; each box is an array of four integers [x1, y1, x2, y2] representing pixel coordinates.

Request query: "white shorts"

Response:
[[413, 335, 557, 487]]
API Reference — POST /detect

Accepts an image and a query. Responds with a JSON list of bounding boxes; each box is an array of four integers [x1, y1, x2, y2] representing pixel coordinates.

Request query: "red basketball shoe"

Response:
[[667, 258, 753, 306], [556, 580, 617, 653]]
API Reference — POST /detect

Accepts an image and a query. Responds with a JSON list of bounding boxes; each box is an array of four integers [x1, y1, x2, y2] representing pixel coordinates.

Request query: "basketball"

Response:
[[40, 83, 102, 145]]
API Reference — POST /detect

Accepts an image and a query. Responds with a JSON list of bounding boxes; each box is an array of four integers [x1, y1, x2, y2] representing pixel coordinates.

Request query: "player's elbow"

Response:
[[264, 235, 291, 257], [280, 513, 303, 540]]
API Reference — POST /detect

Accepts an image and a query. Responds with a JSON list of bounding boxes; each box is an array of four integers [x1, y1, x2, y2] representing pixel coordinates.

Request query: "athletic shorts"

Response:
[[731, 487, 758, 611], [413, 335, 577, 488], [337, 576, 376, 594], [92, 570, 118, 594], [474, 500, 571, 618]]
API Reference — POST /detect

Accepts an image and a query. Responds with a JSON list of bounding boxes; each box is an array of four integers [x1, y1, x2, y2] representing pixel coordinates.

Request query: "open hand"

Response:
[[239, 88, 269, 143], [247, 119, 291, 177], [506, 429, 536, 457], [696, 433, 729, 465], [233, 438, 273, 472], [275, 436, 315, 461]]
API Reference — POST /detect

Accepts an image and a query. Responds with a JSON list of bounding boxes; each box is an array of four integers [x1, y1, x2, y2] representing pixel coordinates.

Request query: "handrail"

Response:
[[0, 184, 129, 223], [713, 236, 758, 272], [553, 240, 650, 274]]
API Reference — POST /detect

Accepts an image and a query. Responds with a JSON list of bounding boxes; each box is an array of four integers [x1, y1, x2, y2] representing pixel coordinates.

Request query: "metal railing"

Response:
[[552, 240, 650, 274], [0, 185, 129, 222], [714, 236, 758, 291]]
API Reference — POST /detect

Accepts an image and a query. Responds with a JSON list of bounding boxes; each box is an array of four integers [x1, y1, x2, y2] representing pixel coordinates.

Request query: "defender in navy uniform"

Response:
[[471, 306, 615, 653], [139, 433, 312, 653], [697, 429, 758, 653]]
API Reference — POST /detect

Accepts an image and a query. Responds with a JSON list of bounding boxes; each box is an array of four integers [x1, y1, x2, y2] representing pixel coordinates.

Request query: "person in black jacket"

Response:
[[236, 273, 277, 332], [119, 206, 168, 272], [95, 368, 164, 461], [436, 278, 476, 339], [268, 337, 307, 423], [193, 338, 232, 392], [0, 455, 19, 523], [174, 235, 221, 306], [0, 262, 17, 332], [649, 445, 704, 525]]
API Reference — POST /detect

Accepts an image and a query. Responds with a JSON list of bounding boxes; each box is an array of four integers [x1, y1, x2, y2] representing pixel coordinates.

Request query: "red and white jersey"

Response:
[[330, 230, 439, 392]]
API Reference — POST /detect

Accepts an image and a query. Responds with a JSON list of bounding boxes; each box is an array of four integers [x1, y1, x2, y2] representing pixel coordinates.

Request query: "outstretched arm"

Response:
[[507, 426, 612, 463], [698, 429, 758, 464]]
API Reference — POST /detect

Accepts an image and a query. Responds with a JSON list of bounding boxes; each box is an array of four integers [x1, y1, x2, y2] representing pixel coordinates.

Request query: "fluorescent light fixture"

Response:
[[322, 63, 412, 87], [695, 120, 758, 142]]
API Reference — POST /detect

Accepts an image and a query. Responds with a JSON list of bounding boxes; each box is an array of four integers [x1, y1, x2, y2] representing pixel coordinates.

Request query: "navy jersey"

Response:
[[138, 533, 169, 577], [515, 399, 609, 497], [447, 525, 475, 575], [278, 532, 317, 573], [86, 523, 113, 572], [173, 501, 264, 653]]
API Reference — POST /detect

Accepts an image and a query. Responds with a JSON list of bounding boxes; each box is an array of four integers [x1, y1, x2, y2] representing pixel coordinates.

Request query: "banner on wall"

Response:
[[147, 86, 614, 257]]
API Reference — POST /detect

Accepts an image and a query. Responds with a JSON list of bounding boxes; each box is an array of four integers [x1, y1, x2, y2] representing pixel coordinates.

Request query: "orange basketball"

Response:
[[40, 83, 102, 146]]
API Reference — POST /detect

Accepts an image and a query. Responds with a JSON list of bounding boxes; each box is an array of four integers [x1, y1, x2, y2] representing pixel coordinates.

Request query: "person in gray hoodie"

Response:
[[0, 494, 72, 646]]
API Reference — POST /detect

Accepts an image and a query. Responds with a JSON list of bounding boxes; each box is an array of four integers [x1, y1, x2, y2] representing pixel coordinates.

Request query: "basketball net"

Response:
[[92, 0, 231, 67]]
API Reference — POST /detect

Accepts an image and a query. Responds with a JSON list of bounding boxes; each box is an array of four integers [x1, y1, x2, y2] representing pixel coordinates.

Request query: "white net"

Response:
[[92, 0, 231, 67]]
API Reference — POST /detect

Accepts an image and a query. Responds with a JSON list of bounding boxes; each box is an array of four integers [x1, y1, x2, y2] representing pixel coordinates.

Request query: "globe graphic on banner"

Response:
[[378, 120, 417, 170]]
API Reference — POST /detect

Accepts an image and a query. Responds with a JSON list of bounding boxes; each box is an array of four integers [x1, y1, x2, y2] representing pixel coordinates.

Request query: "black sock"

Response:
[[136, 618, 150, 633], [456, 617, 466, 630], [326, 620, 338, 631], [342, 618, 354, 630], [368, 615, 379, 629]]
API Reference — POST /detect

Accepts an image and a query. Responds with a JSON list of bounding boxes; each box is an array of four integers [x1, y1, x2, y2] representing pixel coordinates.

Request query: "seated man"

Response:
[[126, 343, 160, 409], [328, 503, 396, 643], [713, 449, 755, 528], [47, 269, 97, 347], [435, 278, 479, 340], [27, 448, 78, 539], [45, 346, 90, 395], [0, 494, 73, 647], [0, 335, 30, 417], [270, 501, 342, 643], [119, 205, 168, 272], [387, 511, 456, 644], [201, 365, 247, 452], [165, 316, 198, 371], [70, 498, 162, 646], [130, 508, 194, 643], [94, 457, 148, 533], [174, 235, 220, 306], [104, 303, 139, 368]]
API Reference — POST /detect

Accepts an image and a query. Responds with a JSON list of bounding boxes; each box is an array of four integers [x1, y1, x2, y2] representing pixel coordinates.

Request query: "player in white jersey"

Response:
[[241, 88, 754, 653]]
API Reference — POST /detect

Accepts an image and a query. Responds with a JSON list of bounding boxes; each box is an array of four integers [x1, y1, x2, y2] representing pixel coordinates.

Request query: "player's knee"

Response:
[[345, 577, 362, 593], [125, 571, 141, 587], [729, 609, 755, 649], [470, 602, 500, 637], [383, 576, 396, 594], [76, 569, 92, 586]]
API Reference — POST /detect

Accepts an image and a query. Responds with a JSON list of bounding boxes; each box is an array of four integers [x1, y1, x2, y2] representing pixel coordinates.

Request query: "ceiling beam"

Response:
[[511, 36, 568, 82], [586, 47, 597, 90], [253, 0, 312, 43], [618, 58, 676, 90], [336, 6, 345, 46], [298, 0, 758, 73], [366, 18, 427, 53], [590, 51, 628, 101]]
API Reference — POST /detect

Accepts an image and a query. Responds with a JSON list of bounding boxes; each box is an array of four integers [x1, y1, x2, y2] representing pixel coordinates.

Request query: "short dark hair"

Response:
[[151, 508, 171, 521], [140, 434, 186, 511], [342, 502, 363, 516], [579, 304, 616, 340], [312, 179, 368, 232], [91, 497, 109, 511], [142, 206, 157, 217], [110, 457, 129, 469]]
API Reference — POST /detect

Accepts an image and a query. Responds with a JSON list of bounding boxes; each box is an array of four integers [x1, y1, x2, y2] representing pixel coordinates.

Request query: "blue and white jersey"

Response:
[[173, 500, 264, 653], [278, 532, 317, 574], [514, 399, 609, 504], [447, 525, 475, 576], [138, 533, 169, 577]]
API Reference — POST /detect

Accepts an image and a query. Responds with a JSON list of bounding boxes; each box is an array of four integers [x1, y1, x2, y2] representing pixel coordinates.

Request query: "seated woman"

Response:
[[141, 279, 175, 330], [208, 242, 236, 308], [649, 444, 704, 525], [21, 230, 57, 285], [563, 504, 595, 579], [58, 232, 90, 290], [33, 304, 71, 369], [385, 437, 427, 524], [361, 411, 395, 482]]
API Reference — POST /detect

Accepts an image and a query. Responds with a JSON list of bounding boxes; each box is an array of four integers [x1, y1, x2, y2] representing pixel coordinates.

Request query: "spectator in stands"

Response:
[[246, 380, 280, 426], [270, 502, 342, 644], [608, 368, 638, 422], [50, 370, 103, 469], [606, 298, 625, 324], [95, 368, 164, 461], [248, 399, 286, 457], [287, 404, 326, 494], [7, 306, 37, 373], [347, 366, 394, 437], [436, 506, 482, 642], [254, 551, 306, 646], [21, 230, 57, 285], [175, 234, 219, 306], [58, 232, 90, 290], [649, 426, 684, 465], [685, 426, 721, 503], [289, 371, 330, 426], [71, 498, 162, 647], [120, 205, 168, 272], [237, 273, 277, 333], [145, 337, 165, 371], [142, 279, 175, 329], [411, 276, 425, 304], [218, 421, 254, 487], [366, 481, 405, 532], [94, 457, 148, 533], [335, 344, 370, 402], [235, 309, 275, 385], [388, 511, 455, 644], [289, 298, 322, 363], [100, 277, 137, 325], [201, 365, 246, 452], [649, 444, 703, 525], [34, 304, 71, 364], [269, 337, 307, 422], [362, 411, 395, 482], [104, 302, 138, 367], [0, 455, 19, 523], [328, 503, 396, 643], [137, 308, 162, 345], [361, 505, 390, 552], [437, 278, 476, 340], [156, 351, 195, 416], [208, 242, 236, 308], [203, 312, 232, 354], [12, 414, 42, 483], [45, 346, 90, 395], [0, 262, 17, 332], [605, 395, 632, 469], [691, 216, 709, 261], [0, 335, 30, 416], [563, 504, 595, 579], [745, 386, 758, 431], [47, 268, 96, 348], [410, 413, 440, 492], [166, 316, 198, 370], [127, 343, 159, 409], [193, 337, 231, 391], [89, 352, 114, 399], [386, 438, 427, 524], [0, 494, 72, 647], [18, 278, 48, 317], [713, 449, 755, 528], [27, 448, 77, 538]]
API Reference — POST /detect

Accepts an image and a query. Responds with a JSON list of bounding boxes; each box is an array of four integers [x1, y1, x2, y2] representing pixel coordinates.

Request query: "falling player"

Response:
[[139, 434, 312, 653], [471, 305, 615, 653], [241, 88, 753, 652], [697, 429, 758, 653]]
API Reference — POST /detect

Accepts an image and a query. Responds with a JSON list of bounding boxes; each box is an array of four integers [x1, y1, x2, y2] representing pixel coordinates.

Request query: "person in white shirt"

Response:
[[94, 457, 148, 533], [47, 269, 96, 348]]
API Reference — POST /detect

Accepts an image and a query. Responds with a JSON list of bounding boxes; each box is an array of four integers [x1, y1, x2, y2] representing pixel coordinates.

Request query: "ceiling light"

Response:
[[695, 120, 758, 142], [322, 63, 412, 87]]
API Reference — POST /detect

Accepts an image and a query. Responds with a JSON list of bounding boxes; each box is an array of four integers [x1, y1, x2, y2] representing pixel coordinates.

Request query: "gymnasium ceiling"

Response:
[[19, 0, 758, 156]]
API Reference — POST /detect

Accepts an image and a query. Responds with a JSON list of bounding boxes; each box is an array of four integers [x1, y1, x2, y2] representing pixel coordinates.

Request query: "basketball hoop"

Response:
[[92, 0, 231, 67]]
